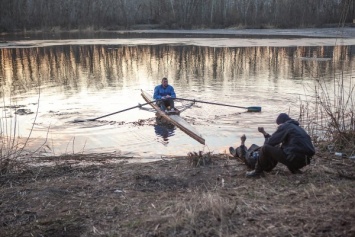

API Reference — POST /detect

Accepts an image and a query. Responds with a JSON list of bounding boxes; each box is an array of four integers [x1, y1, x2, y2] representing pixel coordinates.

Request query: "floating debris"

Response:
[[15, 109, 34, 115]]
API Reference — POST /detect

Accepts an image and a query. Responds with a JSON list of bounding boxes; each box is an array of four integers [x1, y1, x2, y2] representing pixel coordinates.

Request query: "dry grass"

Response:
[[0, 152, 354, 237], [300, 74, 355, 158], [187, 151, 213, 167]]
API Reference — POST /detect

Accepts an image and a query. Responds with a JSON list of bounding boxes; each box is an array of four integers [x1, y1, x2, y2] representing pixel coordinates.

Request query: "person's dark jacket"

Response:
[[266, 119, 315, 159]]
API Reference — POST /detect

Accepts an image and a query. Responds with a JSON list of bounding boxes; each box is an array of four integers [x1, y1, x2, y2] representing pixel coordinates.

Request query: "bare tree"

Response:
[[0, 0, 352, 32]]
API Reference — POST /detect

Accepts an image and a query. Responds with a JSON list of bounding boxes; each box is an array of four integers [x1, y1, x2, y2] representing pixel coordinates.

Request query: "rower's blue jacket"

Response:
[[153, 85, 176, 100]]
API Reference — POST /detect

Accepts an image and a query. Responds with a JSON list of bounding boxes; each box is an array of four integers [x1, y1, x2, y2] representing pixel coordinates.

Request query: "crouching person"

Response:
[[246, 113, 315, 178]]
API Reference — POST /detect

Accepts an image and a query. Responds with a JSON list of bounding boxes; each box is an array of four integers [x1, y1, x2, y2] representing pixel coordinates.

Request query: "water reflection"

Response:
[[154, 123, 176, 145], [1, 45, 353, 96], [0, 42, 354, 157]]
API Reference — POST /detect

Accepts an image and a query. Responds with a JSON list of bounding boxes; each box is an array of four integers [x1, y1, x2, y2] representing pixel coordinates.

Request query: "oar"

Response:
[[175, 97, 261, 112], [73, 100, 159, 123]]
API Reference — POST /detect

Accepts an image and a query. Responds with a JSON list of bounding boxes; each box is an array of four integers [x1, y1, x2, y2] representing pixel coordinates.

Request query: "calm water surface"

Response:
[[0, 31, 354, 158]]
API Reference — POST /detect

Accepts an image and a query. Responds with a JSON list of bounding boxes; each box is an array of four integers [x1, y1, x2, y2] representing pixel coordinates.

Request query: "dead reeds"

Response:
[[187, 151, 213, 167], [0, 109, 22, 174], [299, 73, 354, 157], [0, 88, 41, 173]]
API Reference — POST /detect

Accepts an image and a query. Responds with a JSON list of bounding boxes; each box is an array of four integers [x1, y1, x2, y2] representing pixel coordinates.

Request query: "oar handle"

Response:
[[175, 97, 247, 109]]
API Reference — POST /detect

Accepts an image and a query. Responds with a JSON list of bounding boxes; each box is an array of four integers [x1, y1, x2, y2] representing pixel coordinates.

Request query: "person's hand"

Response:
[[166, 95, 171, 98], [258, 127, 266, 134], [162, 96, 166, 99]]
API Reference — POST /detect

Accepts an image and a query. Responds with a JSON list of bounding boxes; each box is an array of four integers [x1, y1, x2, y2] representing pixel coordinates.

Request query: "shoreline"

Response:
[[1, 26, 355, 40]]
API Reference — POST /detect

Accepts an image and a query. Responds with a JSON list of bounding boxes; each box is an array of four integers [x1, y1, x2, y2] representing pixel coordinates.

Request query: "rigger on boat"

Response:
[[141, 89, 206, 145], [74, 88, 261, 145]]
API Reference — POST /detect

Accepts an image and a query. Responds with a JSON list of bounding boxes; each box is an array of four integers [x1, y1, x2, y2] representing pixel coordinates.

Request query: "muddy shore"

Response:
[[1, 151, 354, 236]]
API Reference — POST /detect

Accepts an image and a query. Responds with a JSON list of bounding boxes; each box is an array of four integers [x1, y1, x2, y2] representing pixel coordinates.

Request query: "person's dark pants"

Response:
[[235, 145, 248, 167], [235, 145, 247, 159], [235, 144, 259, 169], [158, 99, 174, 111], [256, 144, 311, 173]]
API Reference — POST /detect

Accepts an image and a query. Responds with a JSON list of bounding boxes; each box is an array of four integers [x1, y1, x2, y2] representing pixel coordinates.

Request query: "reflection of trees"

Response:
[[0, 44, 353, 95]]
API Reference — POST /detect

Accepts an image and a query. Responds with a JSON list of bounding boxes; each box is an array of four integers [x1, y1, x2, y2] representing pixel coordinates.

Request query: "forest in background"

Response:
[[0, 0, 354, 32]]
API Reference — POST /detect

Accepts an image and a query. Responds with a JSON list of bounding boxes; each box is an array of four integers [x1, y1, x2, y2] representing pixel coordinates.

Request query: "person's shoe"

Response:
[[229, 147, 236, 157], [246, 170, 265, 178], [290, 169, 303, 174]]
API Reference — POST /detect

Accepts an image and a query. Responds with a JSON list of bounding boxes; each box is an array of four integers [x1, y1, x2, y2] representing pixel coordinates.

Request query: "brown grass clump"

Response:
[[187, 151, 213, 167]]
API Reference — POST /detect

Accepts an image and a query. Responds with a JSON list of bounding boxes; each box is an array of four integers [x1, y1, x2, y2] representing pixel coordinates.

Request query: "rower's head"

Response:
[[161, 77, 168, 88]]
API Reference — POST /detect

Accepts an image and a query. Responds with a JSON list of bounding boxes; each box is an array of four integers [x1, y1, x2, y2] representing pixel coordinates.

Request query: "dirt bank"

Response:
[[0, 152, 355, 236]]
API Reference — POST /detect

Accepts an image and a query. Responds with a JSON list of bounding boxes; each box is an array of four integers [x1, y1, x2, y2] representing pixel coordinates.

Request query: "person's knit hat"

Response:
[[276, 113, 291, 125]]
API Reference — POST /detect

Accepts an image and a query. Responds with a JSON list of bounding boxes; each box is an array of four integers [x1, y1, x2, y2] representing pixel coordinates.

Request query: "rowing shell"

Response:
[[141, 90, 205, 145]]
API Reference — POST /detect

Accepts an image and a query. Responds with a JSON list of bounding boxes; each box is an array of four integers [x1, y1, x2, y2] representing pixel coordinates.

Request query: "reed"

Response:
[[0, 107, 21, 173], [0, 87, 41, 173], [299, 73, 355, 156]]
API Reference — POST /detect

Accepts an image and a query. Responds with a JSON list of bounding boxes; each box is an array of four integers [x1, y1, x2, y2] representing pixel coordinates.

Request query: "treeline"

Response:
[[0, 0, 354, 32]]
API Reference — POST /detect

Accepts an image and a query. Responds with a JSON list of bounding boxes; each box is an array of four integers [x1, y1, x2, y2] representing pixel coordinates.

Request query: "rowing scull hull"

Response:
[[141, 90, 205, 145]]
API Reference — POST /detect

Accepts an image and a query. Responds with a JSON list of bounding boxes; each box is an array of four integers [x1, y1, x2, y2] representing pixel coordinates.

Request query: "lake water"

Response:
[[1, 29, 354, 159]]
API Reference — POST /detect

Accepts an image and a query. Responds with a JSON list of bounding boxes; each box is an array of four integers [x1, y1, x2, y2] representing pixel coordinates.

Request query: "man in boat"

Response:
[[231, 113, 315, 178], [153, 77, 176, 112]]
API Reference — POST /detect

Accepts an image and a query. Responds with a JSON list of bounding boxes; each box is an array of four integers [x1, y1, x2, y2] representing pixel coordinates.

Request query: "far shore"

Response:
[[1, 27, 355, 49], [1, 25, 355, 40]]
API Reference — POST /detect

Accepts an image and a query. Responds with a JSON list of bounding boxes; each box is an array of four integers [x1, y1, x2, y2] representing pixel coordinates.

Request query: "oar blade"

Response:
[[246, 106, 262, 112], [73, 118, 99, 123]]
